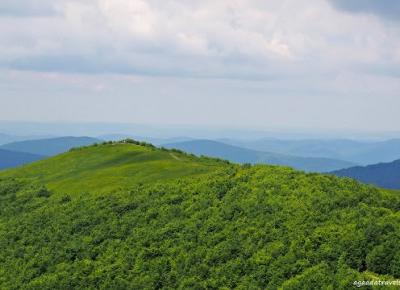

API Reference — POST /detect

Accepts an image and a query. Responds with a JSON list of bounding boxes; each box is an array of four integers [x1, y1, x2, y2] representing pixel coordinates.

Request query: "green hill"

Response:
[[0, 141, 399, 289], [0, 141, 224, 194]]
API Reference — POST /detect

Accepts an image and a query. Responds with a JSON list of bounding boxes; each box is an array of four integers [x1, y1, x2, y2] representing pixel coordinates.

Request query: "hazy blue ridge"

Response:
[[0, 136, 101, 156], [163, 139, 356, 172], [0, 149, 45, 170], [221, 138, 400, 165], [0, 133, 54, 146], [331, 159, 400, 189]]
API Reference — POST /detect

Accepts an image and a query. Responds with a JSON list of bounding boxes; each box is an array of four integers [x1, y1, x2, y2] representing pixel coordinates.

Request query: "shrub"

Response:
[[36, 187, 52, 198]]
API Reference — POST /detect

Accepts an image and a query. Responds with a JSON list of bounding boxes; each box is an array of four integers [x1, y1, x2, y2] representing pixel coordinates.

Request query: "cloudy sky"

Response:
[[0, 0, 399, 132]]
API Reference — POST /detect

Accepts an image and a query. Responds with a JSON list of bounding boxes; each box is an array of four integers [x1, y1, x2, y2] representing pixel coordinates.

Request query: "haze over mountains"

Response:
[[0, 136, 100, 169], [0, 133, 52, 146], [221, 138, 400, 165], [163, 139, 356, 172], [0, 136, 100, 157], [1, 133, 400, 180]]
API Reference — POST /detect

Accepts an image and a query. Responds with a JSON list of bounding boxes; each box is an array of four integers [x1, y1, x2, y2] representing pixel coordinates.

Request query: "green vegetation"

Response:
[[0, 141, 225, 194], [0, 141, 399, 289]]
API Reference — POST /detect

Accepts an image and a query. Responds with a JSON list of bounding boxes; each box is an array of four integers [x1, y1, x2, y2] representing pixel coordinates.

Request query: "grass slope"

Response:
[[0, 142, 224, 193], [0, 136, 101, 156], [0, 141, 399, 289], [163, 139, 356, 172]]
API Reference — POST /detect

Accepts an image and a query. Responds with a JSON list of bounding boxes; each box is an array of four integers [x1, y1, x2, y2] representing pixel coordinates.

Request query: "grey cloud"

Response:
[[328, 0, 400, 21], [0, 1, 399, 86], [5, 47, 301, 81], [0, 0, 58, 17]]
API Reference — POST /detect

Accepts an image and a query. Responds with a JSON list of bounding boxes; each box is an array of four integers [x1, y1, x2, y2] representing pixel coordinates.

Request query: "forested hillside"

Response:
[[0, 141, 399, 289]]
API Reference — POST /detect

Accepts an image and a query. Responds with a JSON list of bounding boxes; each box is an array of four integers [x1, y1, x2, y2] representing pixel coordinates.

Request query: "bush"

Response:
[[60, 195, 72, 203], [36, 186, 52, 198]]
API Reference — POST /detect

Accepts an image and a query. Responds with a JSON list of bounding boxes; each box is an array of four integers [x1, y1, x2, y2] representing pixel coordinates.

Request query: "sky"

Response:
[[0, 0, 399, 132]]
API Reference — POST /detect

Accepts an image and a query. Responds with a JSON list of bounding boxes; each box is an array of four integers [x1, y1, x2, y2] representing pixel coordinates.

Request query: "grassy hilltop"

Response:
[[0, 140, 399, 289], [0, 141, 225, 194]]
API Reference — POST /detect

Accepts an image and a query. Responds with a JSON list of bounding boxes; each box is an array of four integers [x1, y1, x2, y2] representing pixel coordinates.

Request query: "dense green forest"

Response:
[[0, 141, 399, 289]]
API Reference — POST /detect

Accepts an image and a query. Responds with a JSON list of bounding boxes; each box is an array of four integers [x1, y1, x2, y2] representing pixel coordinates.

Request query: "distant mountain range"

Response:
[[0, 136, 101, 157], [0, 149, 44, 170], [0, 133, 53, 146], [331, 159, 400, 189], [221, 138, 400, 165], [2, 134, 400, 178], [163, 140, 356, 172], [0, 136, 101, 170]]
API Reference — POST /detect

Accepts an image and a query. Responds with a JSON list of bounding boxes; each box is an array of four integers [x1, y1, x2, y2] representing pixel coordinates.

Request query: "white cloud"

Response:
[[0, 0, 399, 79], [99, 0, 157, 38], [0, 0, 399, 131]]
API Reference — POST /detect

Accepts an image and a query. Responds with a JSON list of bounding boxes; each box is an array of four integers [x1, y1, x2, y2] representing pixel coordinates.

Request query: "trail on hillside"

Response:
[[170, 153, 181, 160]]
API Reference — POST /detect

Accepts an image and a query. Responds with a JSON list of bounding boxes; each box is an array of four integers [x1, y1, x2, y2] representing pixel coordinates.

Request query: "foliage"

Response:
[[0, 143, 399, 289]]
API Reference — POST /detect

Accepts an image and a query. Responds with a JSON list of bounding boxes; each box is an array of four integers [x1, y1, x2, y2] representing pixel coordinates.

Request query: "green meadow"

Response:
[[0, 142, 224, 194]]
